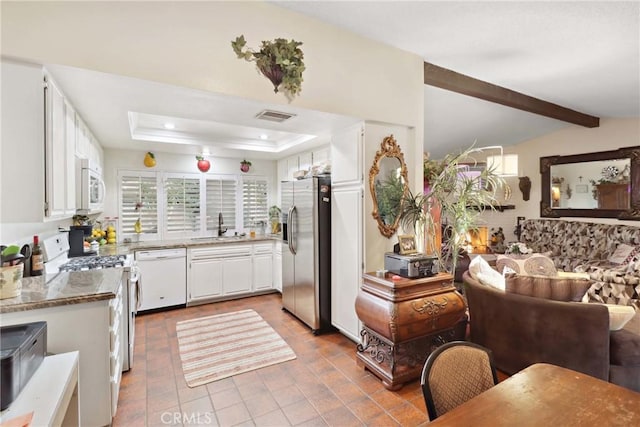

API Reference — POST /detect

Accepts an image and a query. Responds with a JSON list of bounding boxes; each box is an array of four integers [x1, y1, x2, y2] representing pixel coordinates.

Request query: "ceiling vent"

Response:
[[255, 110, 297, 123]]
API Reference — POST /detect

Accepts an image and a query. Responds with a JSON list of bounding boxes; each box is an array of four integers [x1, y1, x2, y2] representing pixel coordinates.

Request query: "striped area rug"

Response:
[[176, 309, 296, 387]]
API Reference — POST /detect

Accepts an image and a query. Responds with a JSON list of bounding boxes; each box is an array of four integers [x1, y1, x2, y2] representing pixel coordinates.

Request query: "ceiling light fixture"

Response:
[[260, 134, 268, 140], [163, 122, 175, 130]]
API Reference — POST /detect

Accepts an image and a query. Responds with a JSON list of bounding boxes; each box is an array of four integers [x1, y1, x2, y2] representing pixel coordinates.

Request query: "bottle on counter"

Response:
[[31, 235, 44, 276]]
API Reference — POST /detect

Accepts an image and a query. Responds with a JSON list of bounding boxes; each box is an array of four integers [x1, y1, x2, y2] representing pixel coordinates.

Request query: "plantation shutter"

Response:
[[206, 177, 237, 232], [242, 177, 268, 228], [119, 172, 159, 237], [164, 175, 201, 235]]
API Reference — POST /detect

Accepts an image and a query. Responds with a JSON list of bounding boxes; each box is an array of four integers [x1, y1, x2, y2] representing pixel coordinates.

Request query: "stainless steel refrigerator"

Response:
[[281, 175, 333, 334]]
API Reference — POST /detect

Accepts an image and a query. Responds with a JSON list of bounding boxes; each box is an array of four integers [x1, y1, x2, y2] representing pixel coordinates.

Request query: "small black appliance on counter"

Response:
[[68, 225, 95, 257], [384, 252, 439, 279], [0, 321, 47, 410]]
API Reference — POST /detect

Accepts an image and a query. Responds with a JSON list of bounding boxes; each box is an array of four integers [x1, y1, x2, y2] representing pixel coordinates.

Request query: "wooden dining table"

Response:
[[429, 363, 640, 426]]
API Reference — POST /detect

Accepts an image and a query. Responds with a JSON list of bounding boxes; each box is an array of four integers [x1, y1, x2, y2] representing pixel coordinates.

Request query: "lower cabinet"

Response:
[[1, 286, 123, 426], [190, 257, 223, 299], [273, 243, 282, 293], [223, 256, 252, 295], [253, 243, 274, 291], [187, 242, 274, 304]]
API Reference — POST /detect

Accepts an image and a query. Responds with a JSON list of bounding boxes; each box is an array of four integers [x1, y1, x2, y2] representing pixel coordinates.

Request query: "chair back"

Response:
[[421, 341, 498, 420]]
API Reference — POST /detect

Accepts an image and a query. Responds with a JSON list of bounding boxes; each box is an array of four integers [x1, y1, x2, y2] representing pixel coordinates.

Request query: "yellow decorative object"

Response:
[[144, 152, 156, 168]]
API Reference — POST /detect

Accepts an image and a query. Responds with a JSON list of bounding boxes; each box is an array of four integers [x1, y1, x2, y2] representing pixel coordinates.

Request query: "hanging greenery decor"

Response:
[[231, 35, 305, 99]]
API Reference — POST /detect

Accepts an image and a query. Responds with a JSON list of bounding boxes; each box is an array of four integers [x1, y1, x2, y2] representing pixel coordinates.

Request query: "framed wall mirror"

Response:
[[369, 135, 409, 237], [540, 146, 640, 220]]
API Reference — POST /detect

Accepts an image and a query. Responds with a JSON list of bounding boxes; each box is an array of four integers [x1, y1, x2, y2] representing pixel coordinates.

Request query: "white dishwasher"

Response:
[[135, 248, 187, 312]]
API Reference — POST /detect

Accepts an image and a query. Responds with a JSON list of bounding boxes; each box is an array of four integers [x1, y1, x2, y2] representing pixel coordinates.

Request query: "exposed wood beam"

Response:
[[424, 61, 599, 128]]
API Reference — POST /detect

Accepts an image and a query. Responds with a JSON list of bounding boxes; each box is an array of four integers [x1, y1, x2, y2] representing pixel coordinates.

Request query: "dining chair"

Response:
[[420, 341, 498, 420]]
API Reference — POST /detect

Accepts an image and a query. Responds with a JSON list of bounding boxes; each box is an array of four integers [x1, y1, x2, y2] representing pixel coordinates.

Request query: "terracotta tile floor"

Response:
[[113, 293, 433, 426]]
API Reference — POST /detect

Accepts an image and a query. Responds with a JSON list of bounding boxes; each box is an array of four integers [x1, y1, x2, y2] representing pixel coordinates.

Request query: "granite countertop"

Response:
[[0, 235, 282, 313], [0, 268, 124, 313], [102, 234, 281, 254]]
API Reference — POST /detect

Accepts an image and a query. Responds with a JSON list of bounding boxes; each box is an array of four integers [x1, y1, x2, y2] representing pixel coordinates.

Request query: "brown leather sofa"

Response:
[[463, 271, 640, 392]]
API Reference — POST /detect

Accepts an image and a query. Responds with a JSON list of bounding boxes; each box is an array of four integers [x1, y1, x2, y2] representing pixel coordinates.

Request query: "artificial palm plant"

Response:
[[400, 144, 506, 275]]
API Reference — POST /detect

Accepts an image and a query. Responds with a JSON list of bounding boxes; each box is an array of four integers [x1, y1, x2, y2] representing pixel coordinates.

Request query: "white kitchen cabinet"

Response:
[[312, 146, 330, 165], [0, 283, 124, 427], [1, 60, 93, 224], [278, 146, 331, 182], [1, 60, 46, 224], [75, 116, 90, 159], [331, 124, 364, 186], [64, 100, 77, 213], [286, 155, 300, 179], [45, 76, 65, 217], [298, 152, 312, 174], [75, 116, 104, 171], [330, 122, 365, 342], [223, 256, 252, 295], [189, 257, 223, 300], [273, 242, 282, 292], [44, 75, 75, 218], [331, 186, 364, 342], [253, 243, 273, 291], [187, 242, 276, 305]]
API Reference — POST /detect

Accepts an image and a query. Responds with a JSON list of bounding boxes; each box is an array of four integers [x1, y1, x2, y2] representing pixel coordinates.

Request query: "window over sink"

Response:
[[117, 171, 268, 241]]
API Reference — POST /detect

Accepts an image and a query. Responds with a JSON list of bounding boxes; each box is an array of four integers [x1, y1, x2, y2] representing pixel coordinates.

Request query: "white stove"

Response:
[[59, 254, 128, 271], [43, 234, 129, 273], [42, 233, 139, 372]]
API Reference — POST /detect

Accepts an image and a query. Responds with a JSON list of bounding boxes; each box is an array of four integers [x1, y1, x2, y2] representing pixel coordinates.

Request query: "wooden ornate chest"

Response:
[[355, 272, 467, 390]]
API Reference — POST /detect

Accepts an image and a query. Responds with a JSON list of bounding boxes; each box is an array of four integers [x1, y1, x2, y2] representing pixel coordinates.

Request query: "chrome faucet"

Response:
[[218, 212, 228, 236]]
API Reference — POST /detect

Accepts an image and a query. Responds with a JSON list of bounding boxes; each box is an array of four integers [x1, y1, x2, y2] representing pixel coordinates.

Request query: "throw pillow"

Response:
[[476, 271, 505, 291], [468, 255, 505, 291], [504, 273, 591, 302], [608, 243, 640, 265], [557, 271, 591, 280], [496, 253, 557, 276]]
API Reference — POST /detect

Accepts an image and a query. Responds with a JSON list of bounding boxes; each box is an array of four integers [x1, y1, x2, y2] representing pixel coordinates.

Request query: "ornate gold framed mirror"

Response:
[[369, 135, 409, 238]]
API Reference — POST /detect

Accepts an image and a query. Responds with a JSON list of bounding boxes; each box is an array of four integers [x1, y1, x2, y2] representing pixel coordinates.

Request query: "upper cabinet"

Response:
[[0, 59, 104, 224], [75, 116, 104, 169], [44, 75, 77, 218], [1, 60, 47, 224], [331, 124, 364, 186], [278, 145, 331, 183]]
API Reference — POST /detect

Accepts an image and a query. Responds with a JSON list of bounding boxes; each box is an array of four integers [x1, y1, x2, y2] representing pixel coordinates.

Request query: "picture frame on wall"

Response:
[[398, 234, 417, 255], [576, 184, 588, 193]]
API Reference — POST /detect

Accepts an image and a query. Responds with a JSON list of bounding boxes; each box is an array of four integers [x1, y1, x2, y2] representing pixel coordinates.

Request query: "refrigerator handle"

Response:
[[289, 205, 297, 255], [287, 206, 295, 255]]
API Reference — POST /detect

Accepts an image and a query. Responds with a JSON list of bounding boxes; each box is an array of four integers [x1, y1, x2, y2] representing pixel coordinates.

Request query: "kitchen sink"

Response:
[[190, 236, 243, 242]]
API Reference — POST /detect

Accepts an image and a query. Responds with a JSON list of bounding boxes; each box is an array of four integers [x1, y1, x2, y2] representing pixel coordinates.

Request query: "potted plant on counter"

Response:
[[269, 205, 282, 234]]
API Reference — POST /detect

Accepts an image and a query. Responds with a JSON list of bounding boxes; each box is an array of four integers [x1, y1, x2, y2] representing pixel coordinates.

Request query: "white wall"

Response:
[[102, 148, 278, 219], [364, 123, 416, 271], [1, 1, 424, 252], [1, 2, 424, 131]]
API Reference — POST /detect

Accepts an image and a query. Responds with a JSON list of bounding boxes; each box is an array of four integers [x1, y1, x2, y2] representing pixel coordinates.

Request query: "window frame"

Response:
[[117, 170, 271, 241]]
